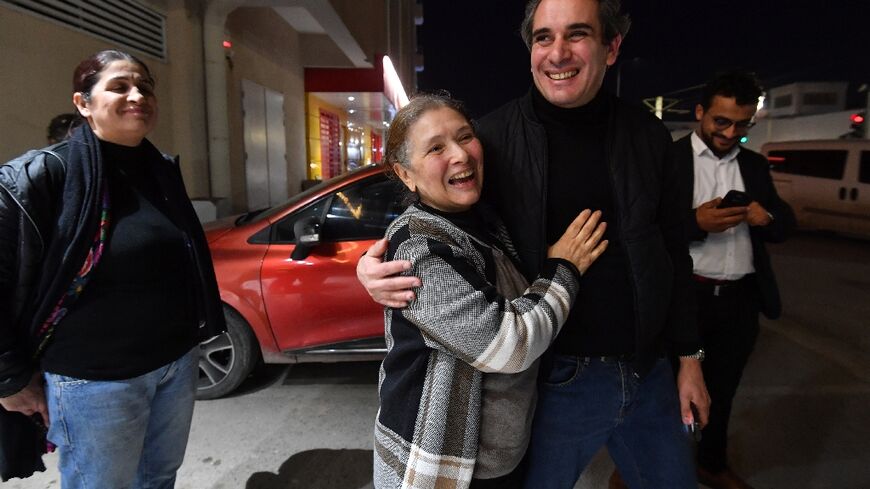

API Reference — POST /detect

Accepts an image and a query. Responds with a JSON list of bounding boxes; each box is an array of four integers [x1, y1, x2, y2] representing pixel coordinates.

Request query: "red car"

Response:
[[197, 166, 404, 399]]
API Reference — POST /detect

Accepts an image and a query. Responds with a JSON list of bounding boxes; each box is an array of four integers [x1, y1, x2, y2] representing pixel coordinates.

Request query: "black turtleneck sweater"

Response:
[[41, 141, 199, 380], [531, 88, 635, 356]]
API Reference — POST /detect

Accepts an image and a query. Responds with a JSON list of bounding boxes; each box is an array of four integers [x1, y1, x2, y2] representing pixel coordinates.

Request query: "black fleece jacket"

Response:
[[475, 89, 698, 373]]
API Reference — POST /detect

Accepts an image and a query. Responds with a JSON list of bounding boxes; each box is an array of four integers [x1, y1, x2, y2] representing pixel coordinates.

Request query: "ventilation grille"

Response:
[[1, 0, 166, 60]]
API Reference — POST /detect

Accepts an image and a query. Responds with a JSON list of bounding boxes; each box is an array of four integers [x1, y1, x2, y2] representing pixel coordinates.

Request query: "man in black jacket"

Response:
[[358, 0, 709, 487], [674, 70, 795, 489]]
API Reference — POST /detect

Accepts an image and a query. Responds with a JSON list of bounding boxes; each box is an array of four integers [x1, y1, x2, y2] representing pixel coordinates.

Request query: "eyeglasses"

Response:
[[712, 116, 755, 131]]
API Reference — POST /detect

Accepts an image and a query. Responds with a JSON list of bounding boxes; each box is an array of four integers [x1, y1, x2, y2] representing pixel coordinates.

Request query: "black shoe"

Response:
[[697, 466, 755, 489]]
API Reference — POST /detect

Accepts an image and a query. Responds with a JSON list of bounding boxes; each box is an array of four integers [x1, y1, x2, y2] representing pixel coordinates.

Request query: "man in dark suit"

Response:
[[675, 70, 795, 489]]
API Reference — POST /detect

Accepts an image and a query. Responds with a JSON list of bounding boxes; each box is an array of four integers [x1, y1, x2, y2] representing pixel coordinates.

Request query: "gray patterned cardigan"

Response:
[[373, 204, 580, 489]]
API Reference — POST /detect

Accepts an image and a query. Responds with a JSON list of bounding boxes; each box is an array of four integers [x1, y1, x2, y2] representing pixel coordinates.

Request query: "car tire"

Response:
[[196, 307, 260, 400]]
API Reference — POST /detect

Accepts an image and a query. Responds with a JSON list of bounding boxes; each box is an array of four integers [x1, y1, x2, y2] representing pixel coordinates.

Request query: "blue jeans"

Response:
[[44, 347, 198, 489], [523, 356, 695, 488]]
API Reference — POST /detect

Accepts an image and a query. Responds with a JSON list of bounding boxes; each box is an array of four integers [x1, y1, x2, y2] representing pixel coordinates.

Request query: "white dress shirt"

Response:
[[689, 132, 754, 280]]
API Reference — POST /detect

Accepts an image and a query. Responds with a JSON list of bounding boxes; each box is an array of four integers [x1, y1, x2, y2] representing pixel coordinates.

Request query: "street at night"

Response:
[[2, 1, 869, 488], [7, 232, 869, 489]]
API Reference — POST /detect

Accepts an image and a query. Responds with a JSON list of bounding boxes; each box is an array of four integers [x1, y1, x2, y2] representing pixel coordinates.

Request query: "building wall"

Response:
[[0, 1, 213, 198], [225, 7, 306, 210], [330, 0, 418, 89], [0, 7, 176, 160], [0, 1, 417, 214], [329, 0, 387, 61], [384, 0, 419, 91], [164, 0, 210, 198]]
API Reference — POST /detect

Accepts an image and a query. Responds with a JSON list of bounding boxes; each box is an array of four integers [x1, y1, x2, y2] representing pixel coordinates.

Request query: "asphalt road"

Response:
[[6, 232, 870, 489]]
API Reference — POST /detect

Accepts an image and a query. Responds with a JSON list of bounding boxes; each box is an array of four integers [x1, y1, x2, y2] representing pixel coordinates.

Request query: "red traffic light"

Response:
[[851, 113, 865, 124]]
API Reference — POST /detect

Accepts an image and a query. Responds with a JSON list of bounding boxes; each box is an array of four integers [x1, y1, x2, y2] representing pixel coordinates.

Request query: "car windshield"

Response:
[[236, 166, 379, 225]]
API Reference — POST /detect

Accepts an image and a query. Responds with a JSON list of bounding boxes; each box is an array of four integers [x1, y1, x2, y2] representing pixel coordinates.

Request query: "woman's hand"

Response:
[[547, 209, 608, 275], [0, 372, 49, 427]]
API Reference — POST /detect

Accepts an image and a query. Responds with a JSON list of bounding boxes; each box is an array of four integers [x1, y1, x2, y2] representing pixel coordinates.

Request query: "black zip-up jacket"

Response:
[[0, 140, 226, 398], [476, 90, 698, 373]]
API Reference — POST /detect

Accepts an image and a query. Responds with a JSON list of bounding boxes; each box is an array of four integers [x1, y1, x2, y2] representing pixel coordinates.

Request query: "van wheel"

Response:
[[196, 308, 260, 400]]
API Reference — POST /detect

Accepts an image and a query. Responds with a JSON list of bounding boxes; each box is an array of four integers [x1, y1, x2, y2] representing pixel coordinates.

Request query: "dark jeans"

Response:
[[523, 356, 695, 488], [470, 457, 526, 489], [695, 278, 760, 472]]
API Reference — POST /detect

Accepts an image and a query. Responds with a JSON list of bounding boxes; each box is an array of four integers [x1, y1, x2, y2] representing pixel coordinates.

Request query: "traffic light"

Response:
[[850, 112, 865, 138]]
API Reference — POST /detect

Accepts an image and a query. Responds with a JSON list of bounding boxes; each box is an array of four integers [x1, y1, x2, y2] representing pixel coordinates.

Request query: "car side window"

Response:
[[272, 199, 328, 244], [320, 177, 404, 241]]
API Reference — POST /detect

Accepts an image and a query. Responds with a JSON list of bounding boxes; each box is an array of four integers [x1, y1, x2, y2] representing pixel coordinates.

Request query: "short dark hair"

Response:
[[699, 70, 763, 110], [520, 0, 631, 49], [46, 113, 77, 144]]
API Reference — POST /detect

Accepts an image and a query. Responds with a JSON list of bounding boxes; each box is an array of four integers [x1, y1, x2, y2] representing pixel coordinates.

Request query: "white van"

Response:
[[762, 139, 870, 238]]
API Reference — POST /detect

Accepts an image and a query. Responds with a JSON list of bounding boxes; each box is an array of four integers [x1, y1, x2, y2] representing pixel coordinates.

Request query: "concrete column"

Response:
[[203, 0, 240, 204]]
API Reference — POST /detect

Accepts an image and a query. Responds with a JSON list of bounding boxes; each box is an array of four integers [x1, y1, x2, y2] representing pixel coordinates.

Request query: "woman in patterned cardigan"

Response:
[[373, 93, 608, 489]]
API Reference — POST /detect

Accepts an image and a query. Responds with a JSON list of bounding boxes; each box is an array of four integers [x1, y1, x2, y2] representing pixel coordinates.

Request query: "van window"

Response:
[[773, 94, 793, 108], [768, 150, 847, 180], [861, 152, 870, 184]]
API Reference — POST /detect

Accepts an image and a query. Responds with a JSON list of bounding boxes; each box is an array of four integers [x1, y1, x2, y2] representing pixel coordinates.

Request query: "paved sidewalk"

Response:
[[6, 318, 869, 488]]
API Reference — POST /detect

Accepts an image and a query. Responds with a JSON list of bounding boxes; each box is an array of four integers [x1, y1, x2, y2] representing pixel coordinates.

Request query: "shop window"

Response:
[[320, 109, 342, 179], [371, 132, 383, 164]]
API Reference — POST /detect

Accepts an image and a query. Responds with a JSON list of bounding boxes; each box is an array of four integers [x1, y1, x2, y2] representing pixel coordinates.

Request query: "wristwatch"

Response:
[[679, 348, 705, 361]]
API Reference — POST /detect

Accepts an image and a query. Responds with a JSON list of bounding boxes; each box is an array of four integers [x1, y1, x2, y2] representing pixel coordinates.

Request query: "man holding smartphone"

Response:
[[673, 70, 796, 489]]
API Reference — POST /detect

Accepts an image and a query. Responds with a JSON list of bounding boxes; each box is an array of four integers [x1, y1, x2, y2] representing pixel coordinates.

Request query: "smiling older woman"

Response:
[[0, 50, 224, 486], [373, 93, 608, 489]]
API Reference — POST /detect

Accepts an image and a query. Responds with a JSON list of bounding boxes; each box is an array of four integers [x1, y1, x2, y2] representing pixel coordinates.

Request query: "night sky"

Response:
[[418, 0, 870, 120]]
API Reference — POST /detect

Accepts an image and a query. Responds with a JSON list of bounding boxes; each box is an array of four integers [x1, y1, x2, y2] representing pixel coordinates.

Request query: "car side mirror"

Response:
[[291, 216, 321, 260]]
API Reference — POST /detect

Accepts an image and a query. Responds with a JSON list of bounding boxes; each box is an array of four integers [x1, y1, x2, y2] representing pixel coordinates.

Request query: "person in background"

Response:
[[358, 0, 710, 487], [0, 49, 225, 487], [373, 92, 608, 489], [674, 69, 795, 489], [46, 112, 77, 145]]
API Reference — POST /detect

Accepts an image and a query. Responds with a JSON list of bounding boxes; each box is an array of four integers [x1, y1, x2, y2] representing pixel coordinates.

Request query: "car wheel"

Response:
[[196, 307, 260, 400]]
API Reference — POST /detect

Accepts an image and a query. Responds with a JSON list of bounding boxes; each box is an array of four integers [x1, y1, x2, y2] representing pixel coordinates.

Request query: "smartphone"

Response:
[[684, 404, 702, 442], [717, 189, 751, 208]]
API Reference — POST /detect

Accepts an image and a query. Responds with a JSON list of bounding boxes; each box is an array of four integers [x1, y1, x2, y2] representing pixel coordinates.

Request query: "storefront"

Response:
[[304, 56, 408, 183]]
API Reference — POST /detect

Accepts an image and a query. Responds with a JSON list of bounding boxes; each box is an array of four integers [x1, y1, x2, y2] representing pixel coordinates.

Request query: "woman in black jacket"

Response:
[[0, 49, 225, 486]]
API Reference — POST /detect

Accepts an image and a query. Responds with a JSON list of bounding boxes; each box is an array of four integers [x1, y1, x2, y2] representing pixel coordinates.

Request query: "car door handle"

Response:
[[839, 187, 846, 200], [851, 188, 858, 201]]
